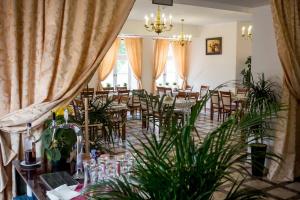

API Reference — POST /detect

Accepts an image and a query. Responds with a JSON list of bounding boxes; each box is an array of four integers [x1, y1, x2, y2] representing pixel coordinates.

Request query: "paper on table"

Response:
[[46, 184, 80, 200]]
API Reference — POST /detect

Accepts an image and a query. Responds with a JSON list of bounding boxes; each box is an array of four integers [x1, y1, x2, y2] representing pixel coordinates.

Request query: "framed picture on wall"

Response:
[[206, 37, 222, 55]]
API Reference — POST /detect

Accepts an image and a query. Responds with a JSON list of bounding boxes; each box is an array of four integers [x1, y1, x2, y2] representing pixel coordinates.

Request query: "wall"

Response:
[[236, 21, 252, 80], [89, 19, 253, 92], [188, 22, 239, 91], [251, 5, 282, 83]]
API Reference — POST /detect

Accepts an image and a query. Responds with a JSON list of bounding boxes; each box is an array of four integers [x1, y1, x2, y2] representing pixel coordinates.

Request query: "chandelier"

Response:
[[241, 25, 252, 39], [144, 6, 173, 34], [173, 19, 192, 46]]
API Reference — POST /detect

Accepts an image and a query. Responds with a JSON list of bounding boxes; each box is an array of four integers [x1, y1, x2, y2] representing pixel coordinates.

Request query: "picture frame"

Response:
[[152, 0, 173, 6], [206, 37, 222, 55]]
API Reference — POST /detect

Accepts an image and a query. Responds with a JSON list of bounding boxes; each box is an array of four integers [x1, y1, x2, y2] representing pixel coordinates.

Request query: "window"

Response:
[[102, 40, 138, 89], [156, 44, 182, 87]]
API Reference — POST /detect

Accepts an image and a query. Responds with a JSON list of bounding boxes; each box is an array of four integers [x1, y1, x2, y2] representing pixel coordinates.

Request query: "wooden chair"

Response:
[[117, 90, 130, 104], [72, 99, 84, 122], [116, 86, 127, 91], [95, 90, 109, 102], [156, 86, 165, 97], [188, 92, 199, 101], [220, 91, 236, 121], [200, 85, 209, 112], [236, 87, 248, 96], [165, 87, 173, 97], [103, 87, 114, 92], [185, 85, 193, 92], [139, 92, 154, 130], [176, 91, 187, 99], [128, 89, 143, 119], [80, 90, 94, 105], [210, 90, 221, 121]]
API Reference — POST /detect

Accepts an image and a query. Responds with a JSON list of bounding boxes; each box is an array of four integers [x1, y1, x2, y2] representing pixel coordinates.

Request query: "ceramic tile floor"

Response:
[[107, 112, 300, 200]]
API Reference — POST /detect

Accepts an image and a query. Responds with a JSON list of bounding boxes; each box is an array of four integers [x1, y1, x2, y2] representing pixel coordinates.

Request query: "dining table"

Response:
[[163, 98, 196, 123]]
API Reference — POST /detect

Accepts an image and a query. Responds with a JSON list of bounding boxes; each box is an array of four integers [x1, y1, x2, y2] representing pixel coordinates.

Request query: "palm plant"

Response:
[[88, 97, 116, 152], [243, 73, 281, 176], [83, 90, 278, 199]]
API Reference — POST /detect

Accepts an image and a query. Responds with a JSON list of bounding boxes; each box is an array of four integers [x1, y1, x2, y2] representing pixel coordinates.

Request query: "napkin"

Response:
[[46, 184, 80, 200]]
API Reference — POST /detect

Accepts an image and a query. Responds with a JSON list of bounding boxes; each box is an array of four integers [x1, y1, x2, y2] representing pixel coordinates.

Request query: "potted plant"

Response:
[[123, 83, 127, 87], [41, 112, 78, 171], [165, 82, 169, 86], [245, 73, 281, 176], [158, 83, 162, 86], [84, 93, 268, 199]]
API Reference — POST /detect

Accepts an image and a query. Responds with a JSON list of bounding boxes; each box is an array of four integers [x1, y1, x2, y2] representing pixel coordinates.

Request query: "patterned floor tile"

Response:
[[116, 111, 300, 199], [266, 188, 298, 199]]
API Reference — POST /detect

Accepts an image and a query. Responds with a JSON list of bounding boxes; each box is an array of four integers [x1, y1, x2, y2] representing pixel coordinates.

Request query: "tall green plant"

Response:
[[245, 74, 281, 143], [83, 91, 276, 200]]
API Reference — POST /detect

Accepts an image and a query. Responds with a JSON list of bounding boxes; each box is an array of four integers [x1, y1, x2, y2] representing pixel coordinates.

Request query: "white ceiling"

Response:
[[129, 0, 254, 26], [188, 0, 269, 8]]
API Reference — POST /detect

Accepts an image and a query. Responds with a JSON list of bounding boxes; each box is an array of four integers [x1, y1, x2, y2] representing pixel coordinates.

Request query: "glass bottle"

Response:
[[24, 123, 36, 164]]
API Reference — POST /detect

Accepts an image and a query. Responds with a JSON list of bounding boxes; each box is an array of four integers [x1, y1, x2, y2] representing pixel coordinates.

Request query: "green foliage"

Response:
[[245, 74, 281, 143], [83, 90, 277, 200], [241, 56, 252, 88], [88, 98, 116, 152], [41, 115, 77, 161]]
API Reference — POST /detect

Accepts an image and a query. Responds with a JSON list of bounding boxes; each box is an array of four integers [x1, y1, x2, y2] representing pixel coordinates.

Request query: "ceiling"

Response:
[[128, 0, 254, 26], [188, 0, 269, 8]]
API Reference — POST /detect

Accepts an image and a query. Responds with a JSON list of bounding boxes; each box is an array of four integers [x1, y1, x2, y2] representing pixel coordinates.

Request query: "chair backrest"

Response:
[[139, 91, 149, 112], [165, 87, 173, 96], [188, 92, 199, 100], [236, 87, 248, 96], [82, 88, 94, 93], [185, 85, 193, 91], [156, 86, 165, 97], [128, 89, 143, 106], [210, 90, 220, 108], [200, 85, 209, 98], [116, 86, 127, 91], [103, 87, 114, 92], [176, 91, 187, 99], [117, 90, 130, 104], [81, 90, 94, 102], [95, 90, 109, 102], [72, 99, 83, 122], [220, 91, 232, 109]]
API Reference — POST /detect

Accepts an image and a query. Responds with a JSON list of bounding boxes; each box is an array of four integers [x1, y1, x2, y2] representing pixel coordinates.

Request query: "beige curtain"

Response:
[[0, 0, 134, 198], [172, 41, 190, 89], [268, 0, 300, 182], [125, 38, 143, 89], [152, 39, 170, 92], [98, 38, 121, 89]]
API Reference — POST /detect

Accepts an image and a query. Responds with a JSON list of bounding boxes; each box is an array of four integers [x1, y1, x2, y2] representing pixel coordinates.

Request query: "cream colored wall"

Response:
[[236, 21, 252, 80], [188, 22, 240, 91], [89, 19, 253, 92], [251, 5, 282, 83]]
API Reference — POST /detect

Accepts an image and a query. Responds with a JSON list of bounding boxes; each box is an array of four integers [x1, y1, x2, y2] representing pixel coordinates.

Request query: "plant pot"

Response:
[[51, 158, 68, 172], [251, 144, 267, 177]]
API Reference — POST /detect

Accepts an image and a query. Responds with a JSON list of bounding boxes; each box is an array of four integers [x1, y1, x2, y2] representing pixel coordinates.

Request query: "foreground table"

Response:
[[13, 160, 79, 200], [13, 160, 49, 200]]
